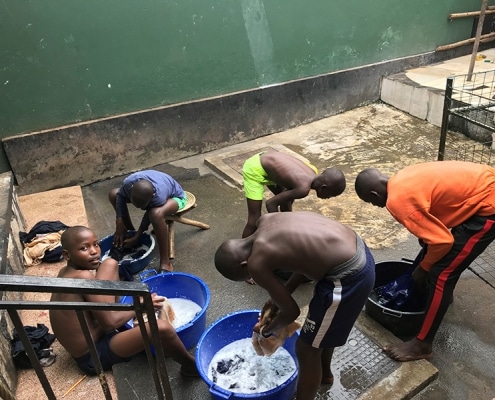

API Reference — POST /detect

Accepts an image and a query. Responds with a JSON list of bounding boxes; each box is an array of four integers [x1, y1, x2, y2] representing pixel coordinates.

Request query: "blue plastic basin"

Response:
[[99, 231, 155, 276], [120, 271, 210, 350], [195, 310, 299, 400]]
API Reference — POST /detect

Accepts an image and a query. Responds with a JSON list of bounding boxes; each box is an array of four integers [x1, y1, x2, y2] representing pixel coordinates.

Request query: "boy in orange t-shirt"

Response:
[[355, 160, 495, 362]]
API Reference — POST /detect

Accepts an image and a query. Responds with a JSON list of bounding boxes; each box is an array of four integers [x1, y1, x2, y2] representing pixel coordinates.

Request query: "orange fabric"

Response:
[[252, 322, 300, 357], [386, 161, 495, 271], [252, 304, 301, 356], [133, 298, 175, 327]]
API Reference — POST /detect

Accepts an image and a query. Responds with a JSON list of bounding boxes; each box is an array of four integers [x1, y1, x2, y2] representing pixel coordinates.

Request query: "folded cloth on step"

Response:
[[252, 303, 300, 356], [133, 298, 176, 327], [23, 231, 64, 267]]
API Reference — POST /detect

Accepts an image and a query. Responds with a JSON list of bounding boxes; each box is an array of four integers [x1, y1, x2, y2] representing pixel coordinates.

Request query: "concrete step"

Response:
[[112, 352, 155, 400], [381, 49, 495, 147], [380, 72, 445, 128]]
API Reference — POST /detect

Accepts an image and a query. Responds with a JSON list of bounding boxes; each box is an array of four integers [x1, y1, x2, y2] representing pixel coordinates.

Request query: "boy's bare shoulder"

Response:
[[58, 266, 96, 280]]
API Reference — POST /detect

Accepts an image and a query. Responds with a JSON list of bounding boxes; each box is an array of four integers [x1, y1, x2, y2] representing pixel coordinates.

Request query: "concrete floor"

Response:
[[81, 102, 495, 399]]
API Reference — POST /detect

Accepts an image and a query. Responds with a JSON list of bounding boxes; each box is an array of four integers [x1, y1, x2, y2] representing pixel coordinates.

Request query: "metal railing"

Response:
[[438, 70, 495, 162], [0, 274, 174, 400]]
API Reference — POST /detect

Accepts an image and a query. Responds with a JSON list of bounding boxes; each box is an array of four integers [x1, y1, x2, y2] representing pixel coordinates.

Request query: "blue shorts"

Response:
[[74, 330, 131, 375], [299, 242, 375, 348]]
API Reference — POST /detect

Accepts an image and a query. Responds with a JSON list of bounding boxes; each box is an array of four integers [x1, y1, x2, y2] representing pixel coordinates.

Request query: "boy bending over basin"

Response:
[[214, 211, 375, 400]]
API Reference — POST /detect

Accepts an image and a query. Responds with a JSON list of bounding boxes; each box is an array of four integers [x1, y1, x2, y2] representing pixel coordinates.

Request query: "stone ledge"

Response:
[[0, 172, 26, 397]]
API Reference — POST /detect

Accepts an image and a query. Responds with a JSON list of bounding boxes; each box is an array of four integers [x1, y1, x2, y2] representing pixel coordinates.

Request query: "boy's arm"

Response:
[[392, 209, 453, 272], [284, 272, 308, 294], [114, 190, 131, 246], [137, 211, 150, 233], [86, 290, 136, 331], [265, 188, 307, 213], [250, 262, 300, 336], [87, 262, 136, 330]]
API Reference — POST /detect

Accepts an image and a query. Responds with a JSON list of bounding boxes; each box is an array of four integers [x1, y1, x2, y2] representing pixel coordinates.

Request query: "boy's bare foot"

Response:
[[245, 277, 256, 285], [321, 373, 334, 385], [383, 338, 432, 361], [159, 263, 173, 273]]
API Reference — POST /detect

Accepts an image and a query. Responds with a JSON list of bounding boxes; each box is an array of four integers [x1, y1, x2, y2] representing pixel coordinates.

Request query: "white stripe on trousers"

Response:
[[312, 279, 342, 347]]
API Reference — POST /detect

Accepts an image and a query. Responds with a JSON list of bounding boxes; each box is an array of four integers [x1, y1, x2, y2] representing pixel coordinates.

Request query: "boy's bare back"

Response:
[[261, 151, 315, 191], [249, 211, 357, 281]]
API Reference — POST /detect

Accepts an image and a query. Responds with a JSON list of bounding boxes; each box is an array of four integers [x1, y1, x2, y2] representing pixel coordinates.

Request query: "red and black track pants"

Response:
[[417, 214, 495, 343]]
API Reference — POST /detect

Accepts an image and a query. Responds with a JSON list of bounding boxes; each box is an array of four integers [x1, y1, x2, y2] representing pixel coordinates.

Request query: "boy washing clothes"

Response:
[[108, 170, 187, 272], [215, 211, 375, 400], [49, 226, 198, 377]]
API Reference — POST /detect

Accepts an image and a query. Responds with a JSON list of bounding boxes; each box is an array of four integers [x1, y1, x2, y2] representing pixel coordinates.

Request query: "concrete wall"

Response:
[[0, 0, 483, 173], [2, 45, 483, 195], [0, 173, 27, 397]]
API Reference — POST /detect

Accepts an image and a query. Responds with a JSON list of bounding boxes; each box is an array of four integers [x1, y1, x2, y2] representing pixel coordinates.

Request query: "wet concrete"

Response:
[[82, 103, 495, 399]]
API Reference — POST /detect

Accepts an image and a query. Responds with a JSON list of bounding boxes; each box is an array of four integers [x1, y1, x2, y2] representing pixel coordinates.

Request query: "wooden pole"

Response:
[[467, 0, 488, 81], [449, 9, 495, 20], [436, 32, 495, 51], [480, 35, 495, 43]]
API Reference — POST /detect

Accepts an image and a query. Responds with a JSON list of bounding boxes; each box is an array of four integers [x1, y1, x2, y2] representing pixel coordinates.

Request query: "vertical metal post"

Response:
[[438, 77, 454, 161], [134, 294, 173, 400], [76, 311, 113, 400]]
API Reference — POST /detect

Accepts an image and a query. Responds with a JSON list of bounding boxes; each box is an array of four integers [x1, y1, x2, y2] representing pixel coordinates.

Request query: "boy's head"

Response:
[[61, 226, 101, 269], [313, 168, 346, 199], [354, 168, 388, 208], [130, 179, 155, 210], [214, 239, 250, 282]]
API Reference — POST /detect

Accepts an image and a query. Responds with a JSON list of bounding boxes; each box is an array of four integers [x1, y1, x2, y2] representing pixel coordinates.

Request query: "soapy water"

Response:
[[208, 338, 297, 394], [167, 297, 202, 329], [127, 297, 201, 329]]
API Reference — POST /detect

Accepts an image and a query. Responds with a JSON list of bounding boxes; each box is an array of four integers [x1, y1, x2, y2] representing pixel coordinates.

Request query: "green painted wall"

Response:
[[0, 0, 484, 171]]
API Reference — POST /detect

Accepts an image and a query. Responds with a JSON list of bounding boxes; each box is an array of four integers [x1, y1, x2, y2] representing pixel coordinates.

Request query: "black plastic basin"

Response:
[[365, 260, 426, 337]]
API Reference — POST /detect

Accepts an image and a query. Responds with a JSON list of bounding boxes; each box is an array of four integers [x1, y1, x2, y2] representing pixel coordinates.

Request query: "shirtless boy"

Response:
[[49, 226, 197, 376], [215, 211, 375, 400], [241, 151, 345, 238]]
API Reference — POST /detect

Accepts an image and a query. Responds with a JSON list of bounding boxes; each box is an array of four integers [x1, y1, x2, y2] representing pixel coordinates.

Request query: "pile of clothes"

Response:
[[11, 323, 56, 368], [19, 220, 69, 267]]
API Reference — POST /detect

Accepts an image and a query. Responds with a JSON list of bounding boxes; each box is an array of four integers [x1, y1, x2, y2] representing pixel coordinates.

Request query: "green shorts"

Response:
[[172, 195, 187, 211], [242, 153, 275, 200], [242, 153, 319, 201]]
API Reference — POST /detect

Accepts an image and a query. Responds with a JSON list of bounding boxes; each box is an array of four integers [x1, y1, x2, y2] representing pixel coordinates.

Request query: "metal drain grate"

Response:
[[315, 327, 399, 399]]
